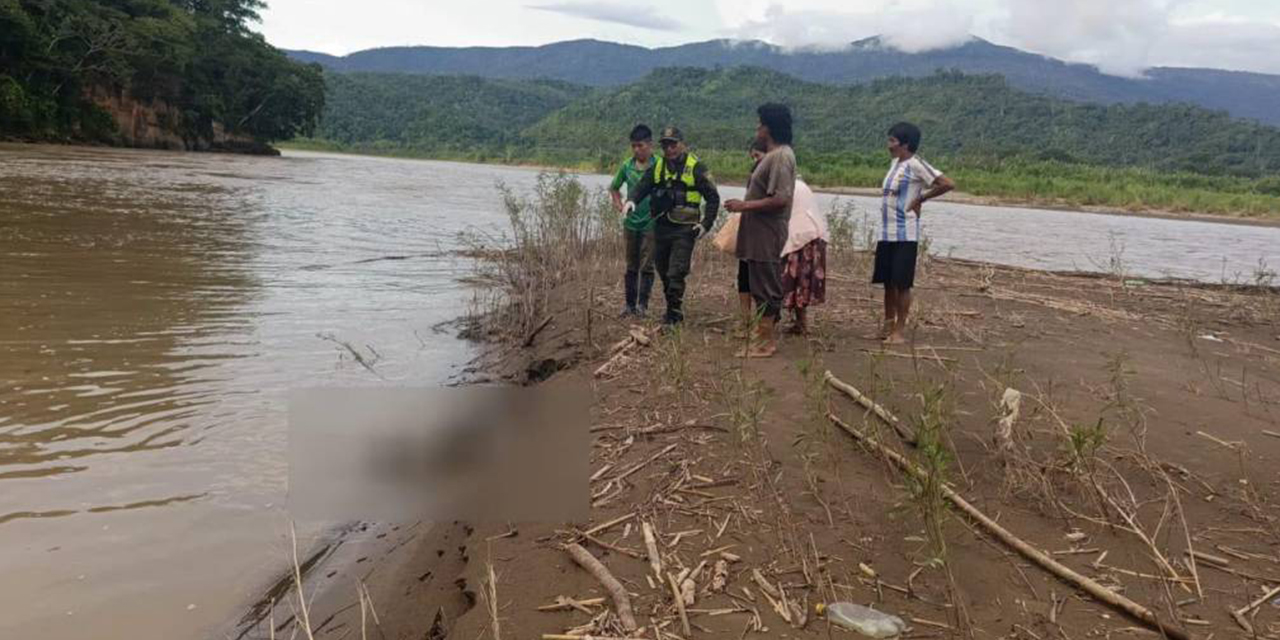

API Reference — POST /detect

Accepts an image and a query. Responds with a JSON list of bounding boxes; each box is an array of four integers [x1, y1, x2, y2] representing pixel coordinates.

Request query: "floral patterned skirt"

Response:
[[781, 239, 827, 310]]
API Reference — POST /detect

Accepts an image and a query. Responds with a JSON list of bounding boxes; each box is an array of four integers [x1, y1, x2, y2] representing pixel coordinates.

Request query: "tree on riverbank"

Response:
[[0, 0, 324, 146]]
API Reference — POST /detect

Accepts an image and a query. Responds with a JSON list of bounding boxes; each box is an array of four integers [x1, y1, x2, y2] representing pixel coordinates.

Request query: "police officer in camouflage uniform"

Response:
[[624, 126, 721, 328]]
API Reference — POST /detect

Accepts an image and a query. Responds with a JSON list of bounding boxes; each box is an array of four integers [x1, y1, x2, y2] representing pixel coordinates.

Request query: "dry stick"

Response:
[[485, 561, 502, 640], [1095, 482, 1183, 584], [524, 315, 553, 347], [668, 573, 692, 637], [823, 371, 918, 445], [537, 597, 606, 612], [581, 532, 644, 559], [582, 512, 636, 538], [1233, 584, 1280, 632], [289, 523, 318, 640], [642, 521, 663, 578], [826, 413, 1192, 640], [540, 636, 644, 640], [564, 543, 638, 632], [609, 443, 679, 484]]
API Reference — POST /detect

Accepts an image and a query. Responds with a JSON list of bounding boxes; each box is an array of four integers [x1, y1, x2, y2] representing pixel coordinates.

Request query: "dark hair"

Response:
[[888, 122, 921, 153], [756, 103, 793, 145], [749, 137, 768, 153], [629, 124, 652, 142]]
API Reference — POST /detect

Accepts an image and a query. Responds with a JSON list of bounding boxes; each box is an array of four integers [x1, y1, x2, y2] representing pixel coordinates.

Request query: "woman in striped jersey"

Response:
[[873, 122, 956, 344]]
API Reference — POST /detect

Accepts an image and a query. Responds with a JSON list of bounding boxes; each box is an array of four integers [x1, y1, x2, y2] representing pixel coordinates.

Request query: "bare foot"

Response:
[[783, 323, 806, 336], [883, 332, 906, 345]]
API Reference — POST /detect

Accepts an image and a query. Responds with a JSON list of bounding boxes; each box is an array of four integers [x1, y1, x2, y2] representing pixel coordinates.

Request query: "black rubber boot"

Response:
[[623, 270, 638, 315], [637, 271, 655, 315]]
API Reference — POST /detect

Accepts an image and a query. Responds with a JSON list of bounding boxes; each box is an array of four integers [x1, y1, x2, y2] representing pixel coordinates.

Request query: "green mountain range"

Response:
[[287, 37, 1280, 127], [313, 66, 1280, 179]]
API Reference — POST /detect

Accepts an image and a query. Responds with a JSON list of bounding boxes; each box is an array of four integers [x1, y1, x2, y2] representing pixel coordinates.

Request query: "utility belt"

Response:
[[659, 206, 702, 226]]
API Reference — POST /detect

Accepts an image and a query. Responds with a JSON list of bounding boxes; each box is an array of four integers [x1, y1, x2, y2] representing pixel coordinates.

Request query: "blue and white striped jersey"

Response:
[[879, 156, 943, 243]]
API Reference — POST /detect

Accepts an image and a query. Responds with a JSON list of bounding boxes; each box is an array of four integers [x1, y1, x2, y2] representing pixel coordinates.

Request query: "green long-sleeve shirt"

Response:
[[609, 157, 654, 232]]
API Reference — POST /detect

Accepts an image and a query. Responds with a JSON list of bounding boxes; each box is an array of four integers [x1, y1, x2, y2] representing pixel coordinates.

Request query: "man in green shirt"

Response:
[[609, 124, 656, 317]]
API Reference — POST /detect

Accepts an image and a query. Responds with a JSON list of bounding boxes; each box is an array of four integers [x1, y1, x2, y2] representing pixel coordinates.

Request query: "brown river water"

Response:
[[2, 144, 1278, 639]]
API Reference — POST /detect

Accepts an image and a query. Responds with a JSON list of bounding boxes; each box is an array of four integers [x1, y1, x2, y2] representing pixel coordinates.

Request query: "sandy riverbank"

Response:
[[230, 230, 1280, 639]]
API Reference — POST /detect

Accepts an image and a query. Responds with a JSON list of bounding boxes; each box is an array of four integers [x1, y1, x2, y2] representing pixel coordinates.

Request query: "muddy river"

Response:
[[2, 144, 1278, 639]]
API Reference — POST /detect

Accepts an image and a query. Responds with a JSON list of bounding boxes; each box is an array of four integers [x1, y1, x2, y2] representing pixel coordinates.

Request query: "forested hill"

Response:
[[311, 67, 1280, 179], [287, 37, 1280, 127], [0, 0, 325, 151], [318, 73, 587, 152]]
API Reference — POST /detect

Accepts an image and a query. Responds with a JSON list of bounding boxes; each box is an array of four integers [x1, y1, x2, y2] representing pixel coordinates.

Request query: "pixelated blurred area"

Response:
[[287, 386, 589, 522]]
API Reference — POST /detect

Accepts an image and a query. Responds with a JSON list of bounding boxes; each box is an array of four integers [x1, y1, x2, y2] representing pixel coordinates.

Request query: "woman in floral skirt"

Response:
[[779, 177, 828, 335]]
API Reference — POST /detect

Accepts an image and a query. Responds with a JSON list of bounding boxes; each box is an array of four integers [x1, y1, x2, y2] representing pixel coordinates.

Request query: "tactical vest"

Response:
[[652, 153, 702, 225]]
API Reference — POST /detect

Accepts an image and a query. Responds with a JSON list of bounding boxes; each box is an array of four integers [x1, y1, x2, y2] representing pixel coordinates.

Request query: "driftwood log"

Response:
[[827, 412, 1192, 640], [564, 543, 638, 632]]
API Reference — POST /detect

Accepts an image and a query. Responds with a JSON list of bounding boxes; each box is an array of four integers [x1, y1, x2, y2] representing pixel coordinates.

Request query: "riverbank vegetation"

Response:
[[0, 0, 324, 146], [296, 67, 1280, 217]]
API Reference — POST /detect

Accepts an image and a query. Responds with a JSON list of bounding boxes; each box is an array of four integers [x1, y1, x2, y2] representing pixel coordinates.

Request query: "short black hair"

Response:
[[888, 122, 921, 153], [629, 124, 652, 142], [757, 103, 793, 145], [749, 137, 768, 153]]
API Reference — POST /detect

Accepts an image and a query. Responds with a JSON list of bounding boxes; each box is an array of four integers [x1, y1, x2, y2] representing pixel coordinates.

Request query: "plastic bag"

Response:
[[713, 213, 740, 255]]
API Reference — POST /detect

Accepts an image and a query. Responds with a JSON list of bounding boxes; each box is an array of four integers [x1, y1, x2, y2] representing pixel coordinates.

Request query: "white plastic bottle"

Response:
[[815, 602, 907, 638]]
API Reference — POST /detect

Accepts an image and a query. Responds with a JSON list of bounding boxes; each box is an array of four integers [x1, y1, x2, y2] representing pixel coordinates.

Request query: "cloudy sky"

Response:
[[259, 0, 1280, 77]]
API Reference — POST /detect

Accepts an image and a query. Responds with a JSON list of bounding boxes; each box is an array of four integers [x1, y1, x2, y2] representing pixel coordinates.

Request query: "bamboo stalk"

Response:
[[827, 412, 1191, 640], [824, 371, 917, 445]]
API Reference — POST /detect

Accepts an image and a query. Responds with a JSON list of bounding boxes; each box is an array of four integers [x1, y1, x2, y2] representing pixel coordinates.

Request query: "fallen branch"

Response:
[[540, 636, 646, 640], [1232, 584, 1280, 633], [608, 443, 678, 484], [536, 596, 606, 612], [668, 573, 691, 637], [594, 329, 653, 378], [827, 412, 1191, 640], [642, 521, 662, 578], [564, 544, 638, 632], [316, 332, 384, 379], [824, 371, 917, 445], [524, 316, 554, 347], [582, 513, 635, 538]]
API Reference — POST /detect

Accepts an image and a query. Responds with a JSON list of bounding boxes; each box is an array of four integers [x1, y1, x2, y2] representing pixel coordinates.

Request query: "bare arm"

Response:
[[726, 194, 790, 213], [909, 175, 955, 214], [692, 163, 720, 230], [922, 175, 955, 202]]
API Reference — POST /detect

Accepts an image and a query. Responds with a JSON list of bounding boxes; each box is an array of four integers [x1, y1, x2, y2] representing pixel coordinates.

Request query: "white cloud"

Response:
[[528, 2, 684, 31], [722, 0, 978, 52], [1150, 19, 1280, 73], [258, 0, 1280, 75], [991, 0, 1182, 77]]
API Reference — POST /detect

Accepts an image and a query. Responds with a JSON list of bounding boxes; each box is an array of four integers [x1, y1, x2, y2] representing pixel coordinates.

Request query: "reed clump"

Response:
[[461, 172, 617, 340]]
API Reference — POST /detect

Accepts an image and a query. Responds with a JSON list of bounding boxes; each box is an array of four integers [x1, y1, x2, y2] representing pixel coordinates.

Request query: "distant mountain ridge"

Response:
[[285, 37, 1280, 126], [312, 66, 1280, 179]]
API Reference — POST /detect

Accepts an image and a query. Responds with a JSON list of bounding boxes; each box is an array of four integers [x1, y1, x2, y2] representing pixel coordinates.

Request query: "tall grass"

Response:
[[462, 172, 617, 339]]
